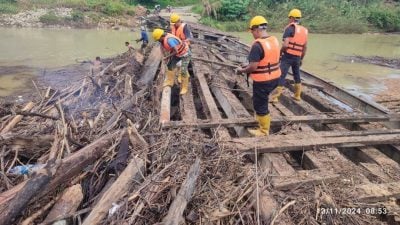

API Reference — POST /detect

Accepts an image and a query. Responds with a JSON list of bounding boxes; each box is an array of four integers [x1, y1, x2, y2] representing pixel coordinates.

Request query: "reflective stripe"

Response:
[[171, 23, 190, 46], [284, 23, 308, 57], [250, 37, 281, 82]]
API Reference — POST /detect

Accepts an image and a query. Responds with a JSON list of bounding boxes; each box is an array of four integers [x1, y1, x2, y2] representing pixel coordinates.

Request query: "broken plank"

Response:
[[356, 182, 400, 202], [232, 133, 400, 153], [259, 153, 295, 176], [272, 169, 340, 190], [179, 81, 197, 123], [192, 63, 230, 140]]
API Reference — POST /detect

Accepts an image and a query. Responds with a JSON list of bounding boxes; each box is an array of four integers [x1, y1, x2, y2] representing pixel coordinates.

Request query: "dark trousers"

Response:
[[253, 79, 279, 116], [278, 54, 301, 86]]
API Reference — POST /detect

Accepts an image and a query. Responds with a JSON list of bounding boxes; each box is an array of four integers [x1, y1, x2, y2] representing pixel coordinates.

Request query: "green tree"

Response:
[[218, 0, 249, 21]]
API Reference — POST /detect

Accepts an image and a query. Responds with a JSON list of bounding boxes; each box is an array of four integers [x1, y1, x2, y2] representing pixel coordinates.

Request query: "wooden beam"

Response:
[[356, 182, 400, 202], [161, 114, 400, 129], [162, 158, 200, 225], [179, 81, 196, 123], [192, 63, 230, 140], [232, 133, 400, 153], [160, 86, 171, 125], [272, 170, 340, 190], [137, 46, 162, 87]]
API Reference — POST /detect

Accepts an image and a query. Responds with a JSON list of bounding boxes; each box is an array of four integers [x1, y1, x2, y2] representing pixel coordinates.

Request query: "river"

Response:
[[0, 28, 399, 99]]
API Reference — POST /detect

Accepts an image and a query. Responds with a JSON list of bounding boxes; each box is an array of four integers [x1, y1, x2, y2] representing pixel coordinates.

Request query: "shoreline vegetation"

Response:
[[0, 0, 399, 33]]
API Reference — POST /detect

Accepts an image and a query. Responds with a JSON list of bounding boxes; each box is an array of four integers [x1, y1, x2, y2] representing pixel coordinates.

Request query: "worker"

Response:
[[235, 16, 281, 136], [152, 28, 191, 95], [136, 26, 149, 54], [271, 8, 308, 102], [170, 13, 193, 84]]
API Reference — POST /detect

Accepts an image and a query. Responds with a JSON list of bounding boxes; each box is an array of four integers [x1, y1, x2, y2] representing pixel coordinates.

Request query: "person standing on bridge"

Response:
[[170, 13, 193, 84], [272, 8, 308, 102], [152, 28, 191, 95], [235, 16, 281, 136]]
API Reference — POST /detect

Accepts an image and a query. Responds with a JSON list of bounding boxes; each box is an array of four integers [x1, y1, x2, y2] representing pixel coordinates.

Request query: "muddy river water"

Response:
[[0, 28, 399, 98]]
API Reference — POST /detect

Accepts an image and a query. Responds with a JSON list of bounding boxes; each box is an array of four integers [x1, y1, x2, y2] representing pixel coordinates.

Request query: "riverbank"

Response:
[[0, 2, 148, 29]]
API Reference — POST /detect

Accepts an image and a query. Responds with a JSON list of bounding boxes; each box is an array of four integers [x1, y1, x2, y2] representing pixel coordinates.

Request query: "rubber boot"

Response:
[[248, 114, 271, 137], [294, 83, 302, 101], [177, 67, 182, 84], [163, 69, 175, 87], [271, 86, 283, 103], [180, 74, 189, 95]]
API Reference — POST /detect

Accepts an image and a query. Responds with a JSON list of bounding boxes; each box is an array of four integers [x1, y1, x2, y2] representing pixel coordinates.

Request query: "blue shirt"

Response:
[[167, 37, 180, 48], [141, 31, 148, 42]]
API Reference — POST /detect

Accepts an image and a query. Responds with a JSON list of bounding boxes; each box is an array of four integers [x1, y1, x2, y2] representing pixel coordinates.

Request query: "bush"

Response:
[[218, 0, 250, 21], [0, 1, 18, 14], [102, 1, 126, 16], [71, 10, 84, 22], [366, 8, 400, 31], [39, 11, 61, 24]]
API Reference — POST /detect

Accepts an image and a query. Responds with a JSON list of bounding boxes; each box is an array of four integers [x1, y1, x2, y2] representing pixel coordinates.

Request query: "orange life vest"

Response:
[[171, 23, 190, 46], [284, 22, 308, 57], [250, 37, 281, 82], [162, 33, 189, 57]]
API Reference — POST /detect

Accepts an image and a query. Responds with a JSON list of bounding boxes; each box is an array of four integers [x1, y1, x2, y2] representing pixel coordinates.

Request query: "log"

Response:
[[124, 74, 133, 97], [42, 184, 83, 224], [160, 86, 171, 125], [0, 162, 58, 225], [162, 158, 201, 225], [0, 102, 34, 134], [111, 62, 128, 73], [82, 156, 144, 225], [0, 131, 121, 208], [137, 46, 162, 86]]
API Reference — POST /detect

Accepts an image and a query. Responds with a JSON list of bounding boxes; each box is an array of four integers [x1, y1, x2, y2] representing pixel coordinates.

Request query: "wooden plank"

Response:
[[179, 83, 197, 123], [232, 133, 400, 153], [160, 86, 171, 125], [356, 182, 400, 202], [209, 74, 250, 136], [161, 114, 400, 129], [192, 63, 230, 140], [272, 170, 340, 190], [300, 69, 400, 129], [260, 153, 295, 176], [137, 46, 162, 86]]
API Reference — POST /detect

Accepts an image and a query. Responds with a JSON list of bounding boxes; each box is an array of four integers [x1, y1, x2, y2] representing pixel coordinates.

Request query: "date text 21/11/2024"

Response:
[[318, 207, 388, 215]]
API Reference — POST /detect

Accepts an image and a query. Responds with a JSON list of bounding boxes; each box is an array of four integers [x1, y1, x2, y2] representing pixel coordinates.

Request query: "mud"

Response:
[[339, 55, 400, 69]]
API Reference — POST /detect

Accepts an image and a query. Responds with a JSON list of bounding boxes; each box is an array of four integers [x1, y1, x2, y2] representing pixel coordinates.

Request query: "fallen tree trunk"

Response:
[[162, 158, 201, 225], [82, 156, 145, 225]]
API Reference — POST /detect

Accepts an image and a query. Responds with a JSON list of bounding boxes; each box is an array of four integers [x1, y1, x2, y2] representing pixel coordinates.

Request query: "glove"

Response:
[[135, 39, 140, 43], [299, 60, 303, 67]]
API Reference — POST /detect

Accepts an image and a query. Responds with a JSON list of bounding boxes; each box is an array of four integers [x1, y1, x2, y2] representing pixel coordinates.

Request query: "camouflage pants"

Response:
[[167, 52, 191, 78]]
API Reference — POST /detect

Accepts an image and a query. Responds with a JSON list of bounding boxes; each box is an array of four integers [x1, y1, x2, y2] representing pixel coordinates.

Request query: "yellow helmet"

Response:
[[288, 9, 302, 18], [249, 16, 268, 29], [170, 13, 180, 24], [152, 28, 164, 41]]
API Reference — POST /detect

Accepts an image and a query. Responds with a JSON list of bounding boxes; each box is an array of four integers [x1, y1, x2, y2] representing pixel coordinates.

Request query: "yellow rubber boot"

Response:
[[294, 83, 302, 101], [248, 114, 271, 137], [271, 86, 283, 103], [163, 69, 175, 87], [180, 74, 189, 95], [177, 67, 182, 83]]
